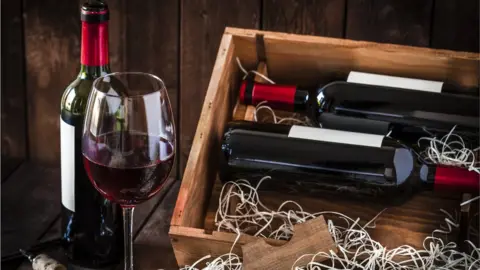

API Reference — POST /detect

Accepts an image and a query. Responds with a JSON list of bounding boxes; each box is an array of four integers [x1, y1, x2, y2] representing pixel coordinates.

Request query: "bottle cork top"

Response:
[[81, 0, 109, 23]]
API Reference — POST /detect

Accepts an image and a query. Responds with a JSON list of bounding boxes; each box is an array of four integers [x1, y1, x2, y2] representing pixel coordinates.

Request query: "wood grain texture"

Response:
[[22, 0, 128, 165], [226, 28, 479, 88], [203, 176, 463, 249], [108, 0, 127, 71], [346, 0, 433, 47], [1, 163, 60, 257], [23, 0, 81, 165], [170, 226, 286, 268], [263, 0, 346, 37], [242, 216, 334, 270], [172, 34, 239, 229], [171, 28, 479, 267], [179, 0, 260, 177], [257, 191, 460, 249], [14, 177, 177, 270], [1, 0, 27, 180], [431, 0, 479, 53], [14, 220, 64, 270], [125, 0, 179, 178], [202, 176, 462, 256]]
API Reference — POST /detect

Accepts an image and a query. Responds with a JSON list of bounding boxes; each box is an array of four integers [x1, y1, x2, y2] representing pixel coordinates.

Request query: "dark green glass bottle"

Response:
[[60, 1, 123, 269]]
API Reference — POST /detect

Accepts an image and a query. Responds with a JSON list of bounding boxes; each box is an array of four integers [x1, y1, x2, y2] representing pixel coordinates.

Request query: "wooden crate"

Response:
[[169, 27, 479, 267]]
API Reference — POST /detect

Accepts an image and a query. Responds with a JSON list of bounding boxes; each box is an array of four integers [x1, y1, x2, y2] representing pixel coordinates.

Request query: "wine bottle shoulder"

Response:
[[61, 77, 95, 116]]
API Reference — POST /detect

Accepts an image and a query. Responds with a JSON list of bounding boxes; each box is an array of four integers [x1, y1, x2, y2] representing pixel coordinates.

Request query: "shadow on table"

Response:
[[134, 243, 179, 270]]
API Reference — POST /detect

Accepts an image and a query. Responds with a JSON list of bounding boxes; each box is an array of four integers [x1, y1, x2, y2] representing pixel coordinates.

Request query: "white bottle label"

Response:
[[60, 117, 75, 212], [288, 125, 384, 148], [347, 71, 443, 93]]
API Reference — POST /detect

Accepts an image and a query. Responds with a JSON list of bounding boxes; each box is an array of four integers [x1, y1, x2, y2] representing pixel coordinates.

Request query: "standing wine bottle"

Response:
[[60, 1, 123, 269]]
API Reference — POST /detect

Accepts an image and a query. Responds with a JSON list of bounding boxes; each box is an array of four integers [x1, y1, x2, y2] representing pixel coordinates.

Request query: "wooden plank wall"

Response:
[[2, 0, 479, 180], [179, 0, 261, 172], [1, 0, 27, 181]]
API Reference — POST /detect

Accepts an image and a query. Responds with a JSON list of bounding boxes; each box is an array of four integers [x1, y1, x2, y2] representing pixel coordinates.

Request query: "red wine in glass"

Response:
[[83, 72, 175, 270], [83, 132, 174, 207]]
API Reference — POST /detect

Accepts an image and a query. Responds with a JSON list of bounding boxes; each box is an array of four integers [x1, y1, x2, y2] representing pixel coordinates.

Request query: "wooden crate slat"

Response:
[[170, 226, 287, 268], [227, 28, 479, 88], [172, 33, 239, 228], [203, 61, 271, 233], [202, 159, 460, 258]]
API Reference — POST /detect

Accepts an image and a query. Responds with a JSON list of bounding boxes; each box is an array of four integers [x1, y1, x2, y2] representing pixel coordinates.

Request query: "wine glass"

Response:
[[82, 72, 175, 270]]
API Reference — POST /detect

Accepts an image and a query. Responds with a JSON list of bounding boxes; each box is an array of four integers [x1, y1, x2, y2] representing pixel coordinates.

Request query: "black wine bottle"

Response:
[[317, 113, 479, 146], [320, 82, 479, 141], [224, 120, 404, 149], [239, 80, 479, 140], [318, 81, 479, 117], [220, 121, 415, 199], [60, 2, 123, 269], [220, 121, 479, 199]]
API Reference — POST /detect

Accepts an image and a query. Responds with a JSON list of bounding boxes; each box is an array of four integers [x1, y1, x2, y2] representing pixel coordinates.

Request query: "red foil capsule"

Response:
[[434, 166, 479, 193], [239, 81, 297, 111], [81, 21, 109, 66]]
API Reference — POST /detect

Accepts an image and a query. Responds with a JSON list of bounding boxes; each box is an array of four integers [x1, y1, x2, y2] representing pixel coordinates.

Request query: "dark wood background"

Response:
[[2, 0, 479, 180], [1, 0, 478, 267]]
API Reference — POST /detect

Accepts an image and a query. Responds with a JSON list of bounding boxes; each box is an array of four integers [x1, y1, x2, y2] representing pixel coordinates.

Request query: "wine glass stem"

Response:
[[123, 207, 134, 270]]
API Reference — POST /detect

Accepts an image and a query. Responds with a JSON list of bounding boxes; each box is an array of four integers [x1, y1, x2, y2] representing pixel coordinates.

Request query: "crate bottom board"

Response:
[[171, 177, 469, 267], [170, 222, 286, 267], [205, 177, 465, 247]]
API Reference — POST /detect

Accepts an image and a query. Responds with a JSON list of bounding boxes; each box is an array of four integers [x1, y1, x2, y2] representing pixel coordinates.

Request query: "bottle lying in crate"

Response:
[[317, 112, 479, 148], [219, 121, 479, 202], [239, 73, 480, 144]]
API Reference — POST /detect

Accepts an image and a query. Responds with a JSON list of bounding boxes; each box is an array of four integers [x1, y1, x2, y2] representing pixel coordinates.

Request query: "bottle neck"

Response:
[[80, 21, 110, 78], [419, 165, 479, 193], [239, 80, 309, 112], [79, 65, 110, 79]]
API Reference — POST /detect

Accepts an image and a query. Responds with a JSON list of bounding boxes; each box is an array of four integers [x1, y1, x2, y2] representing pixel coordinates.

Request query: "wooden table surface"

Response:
[[1, 162, 181, 270], [2, 162, 475, 270]]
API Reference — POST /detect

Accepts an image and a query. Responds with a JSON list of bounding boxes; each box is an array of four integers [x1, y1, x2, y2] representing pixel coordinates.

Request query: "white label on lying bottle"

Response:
[[347, 71, 443, 93], [288, 125, 384, 148], [60, 117, 75, 212]]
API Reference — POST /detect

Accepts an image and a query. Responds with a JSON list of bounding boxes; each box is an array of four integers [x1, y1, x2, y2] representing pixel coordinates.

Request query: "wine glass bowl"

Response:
[[81, 72, 175, 269], [82, 130, 175, 206]]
